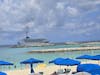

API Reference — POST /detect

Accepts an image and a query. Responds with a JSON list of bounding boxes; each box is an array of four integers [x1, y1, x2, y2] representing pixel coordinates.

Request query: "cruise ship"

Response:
[[17, 26, 53, 47], [17, 37, 52, 47]]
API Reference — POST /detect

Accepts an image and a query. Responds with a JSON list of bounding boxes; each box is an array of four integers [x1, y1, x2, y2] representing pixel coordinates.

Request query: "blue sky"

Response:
[[0, 0, 100, 45]]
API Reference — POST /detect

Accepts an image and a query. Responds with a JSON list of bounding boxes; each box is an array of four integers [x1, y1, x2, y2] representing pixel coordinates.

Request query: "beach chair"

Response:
[[64, 69, 71, 73], [50, 71, 58, 75], [39, 72, 43, 75], [58, 70, 72, 75], [57, 69, 64, 74], [67, 71, 73, 75]]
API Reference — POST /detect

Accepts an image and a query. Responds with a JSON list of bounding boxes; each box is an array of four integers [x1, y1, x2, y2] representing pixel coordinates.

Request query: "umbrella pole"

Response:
[[8, 65, 10, 70], [21, 64, 22, 70], [82, 72, 83, 75], [30, 64, 34, 73], [60, 65, 61, 69]]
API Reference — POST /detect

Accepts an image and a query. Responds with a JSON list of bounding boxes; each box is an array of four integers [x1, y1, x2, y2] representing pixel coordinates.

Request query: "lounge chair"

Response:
[[64, 69, 71, 73], [51, 71, 58, 75], [57, 69, 64, 74], [39, 72, 43, 75]]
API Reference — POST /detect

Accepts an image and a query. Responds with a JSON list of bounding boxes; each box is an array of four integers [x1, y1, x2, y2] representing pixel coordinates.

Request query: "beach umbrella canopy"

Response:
[[90, 55, 100, 60], [20, 58, 44, 73], [0, 72, 7, 75], [88, 69, 100, 75], [0, 61, 13, 65], [49, 58, 65, 63], [20, 58, 43, 64], [63, 58, 80, 66], [77, 64, 100, 72], [76, 55, 93, 60], [49, 58, 80, 66]]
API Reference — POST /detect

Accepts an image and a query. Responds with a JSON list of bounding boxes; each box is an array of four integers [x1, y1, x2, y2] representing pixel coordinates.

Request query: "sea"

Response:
[[0, 43, 100, 71]]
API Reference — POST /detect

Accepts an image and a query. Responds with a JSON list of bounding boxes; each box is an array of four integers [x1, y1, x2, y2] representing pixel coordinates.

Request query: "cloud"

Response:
[[66, 6, 79, 16], [0, 0, 100, 44], [56, 2, 65, 10]]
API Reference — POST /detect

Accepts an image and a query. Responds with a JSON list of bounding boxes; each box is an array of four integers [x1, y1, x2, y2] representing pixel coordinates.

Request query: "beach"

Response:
[[0, 0, 100, 74], [0, 44, 100, 75], [6, 61, 99, 75], [5, 65, 77, 75]]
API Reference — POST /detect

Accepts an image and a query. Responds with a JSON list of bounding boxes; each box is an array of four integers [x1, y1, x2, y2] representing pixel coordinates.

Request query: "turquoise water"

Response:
[[0, 44, 100, 71]]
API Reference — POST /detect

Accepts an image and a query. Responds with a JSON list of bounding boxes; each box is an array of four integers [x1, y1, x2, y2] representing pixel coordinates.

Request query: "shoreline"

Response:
[[28, 46, 100, 53]]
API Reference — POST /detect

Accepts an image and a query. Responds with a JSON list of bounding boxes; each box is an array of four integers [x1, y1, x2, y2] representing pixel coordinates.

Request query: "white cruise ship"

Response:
[[17, 26, 53, 47], [18, 37, 51, 47]]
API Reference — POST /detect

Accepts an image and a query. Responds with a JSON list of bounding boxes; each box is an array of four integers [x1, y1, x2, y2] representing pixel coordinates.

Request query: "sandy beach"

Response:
[[5, 61, 99, 75], [6, 65, 76, 75]]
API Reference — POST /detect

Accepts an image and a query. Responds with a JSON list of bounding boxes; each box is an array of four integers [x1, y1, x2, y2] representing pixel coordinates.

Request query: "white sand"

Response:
[[6, 65, 76, 75], [5, 61, 99, 75]]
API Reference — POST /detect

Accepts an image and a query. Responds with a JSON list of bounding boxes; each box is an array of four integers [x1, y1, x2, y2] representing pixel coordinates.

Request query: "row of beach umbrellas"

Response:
[[0, 54, 100, 75], [1, 58, 79, 75]]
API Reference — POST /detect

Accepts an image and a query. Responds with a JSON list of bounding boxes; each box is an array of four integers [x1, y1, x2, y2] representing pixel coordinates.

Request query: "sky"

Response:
[[0, 0, 100, 45]]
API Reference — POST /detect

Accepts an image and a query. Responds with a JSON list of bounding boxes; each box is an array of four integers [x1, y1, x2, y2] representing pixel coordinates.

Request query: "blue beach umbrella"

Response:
[[49, 58, 65, 63], [76, 55, 93, 59], [49, 58, 67, 69], [0, 61, 13, 71], [49, 58, 80, 66], [0, 72, 7, 75], [64, 58, 80, 66], [85, 55, 100, 65], [49, 58, 80, 71], [88, 69, 100, 75], [77, 64, 100, 72], [76, 55, 93, 63], [0, 61, 13, 65], [20, 58, 44, 73], [91, 55, 100, 60]]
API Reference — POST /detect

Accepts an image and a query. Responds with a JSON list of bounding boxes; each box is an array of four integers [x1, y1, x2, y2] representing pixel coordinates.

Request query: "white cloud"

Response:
[[0, 0, 100, 43], [62, 21, 100, 36], [66, 6, 79, 16], [56, 2, 65, 10]]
